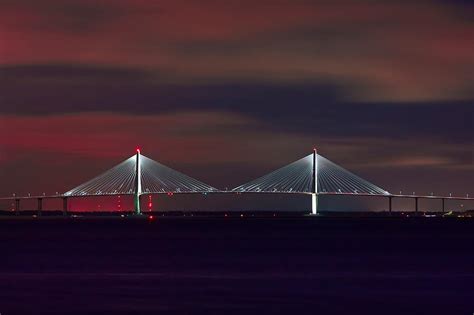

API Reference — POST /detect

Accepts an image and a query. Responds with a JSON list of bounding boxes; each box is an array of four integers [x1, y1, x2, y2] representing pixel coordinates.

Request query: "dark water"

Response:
[[1, 216, 473, 314]]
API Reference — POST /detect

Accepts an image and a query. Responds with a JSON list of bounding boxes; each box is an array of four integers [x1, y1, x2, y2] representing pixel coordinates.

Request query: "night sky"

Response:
[[0, 0, 472, 200]]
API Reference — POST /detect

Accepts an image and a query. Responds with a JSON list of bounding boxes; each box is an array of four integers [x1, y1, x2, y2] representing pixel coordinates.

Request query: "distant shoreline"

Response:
[[0, 209, 472, 219]]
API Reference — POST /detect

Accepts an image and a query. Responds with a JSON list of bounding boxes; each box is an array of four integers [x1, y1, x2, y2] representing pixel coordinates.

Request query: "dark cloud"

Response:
[[1, 65, 472, 145]]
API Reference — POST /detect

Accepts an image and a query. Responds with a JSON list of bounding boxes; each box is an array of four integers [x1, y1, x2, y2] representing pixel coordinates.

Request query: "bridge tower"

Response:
[[311, 148, 318, 215], [134, 148, 142, 215]]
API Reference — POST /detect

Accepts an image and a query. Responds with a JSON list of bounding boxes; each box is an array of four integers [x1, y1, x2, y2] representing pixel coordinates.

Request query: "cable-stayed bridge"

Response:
[[232, 150, 389, 214], [63, 149, 218, 213], [1, 148, 472, 215]]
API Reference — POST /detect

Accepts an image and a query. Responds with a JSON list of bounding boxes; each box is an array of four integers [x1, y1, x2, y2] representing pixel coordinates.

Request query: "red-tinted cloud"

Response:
[[1, 0, 473, 101]]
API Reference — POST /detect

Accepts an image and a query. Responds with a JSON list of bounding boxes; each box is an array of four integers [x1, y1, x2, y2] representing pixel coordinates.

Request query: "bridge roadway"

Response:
[[0, 191, 472, 215]]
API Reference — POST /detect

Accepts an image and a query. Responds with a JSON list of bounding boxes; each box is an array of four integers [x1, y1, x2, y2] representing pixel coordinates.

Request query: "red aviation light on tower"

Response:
[[136, 147, 141, 154]]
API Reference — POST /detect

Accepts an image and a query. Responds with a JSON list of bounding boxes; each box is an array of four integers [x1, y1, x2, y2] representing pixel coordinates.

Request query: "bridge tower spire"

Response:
[[134, 147, 142, 215], [311, 147, 318, 215]]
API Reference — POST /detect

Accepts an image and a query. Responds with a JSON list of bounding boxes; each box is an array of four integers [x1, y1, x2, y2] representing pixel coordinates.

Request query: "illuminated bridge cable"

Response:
[[140, 155, 218, 193], [64, 156, 137, 196], [64, 154, 217, 197], [232, 153, 389, 195]]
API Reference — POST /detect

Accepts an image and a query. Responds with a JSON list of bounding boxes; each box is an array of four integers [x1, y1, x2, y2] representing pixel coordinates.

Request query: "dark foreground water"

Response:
[[0, 216, 473, 315]]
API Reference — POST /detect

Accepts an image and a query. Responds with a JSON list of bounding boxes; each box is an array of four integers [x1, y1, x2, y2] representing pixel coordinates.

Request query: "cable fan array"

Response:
[[64, 154, 217, 196], [317, 155, 388, 195], [232, 155, 313, 193], [64, 156, 137, 196], [140, 155, 217, 193], [232, 153, 389, 195]]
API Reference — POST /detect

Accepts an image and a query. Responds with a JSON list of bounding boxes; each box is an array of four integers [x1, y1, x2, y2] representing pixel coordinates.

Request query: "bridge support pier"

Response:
[[311, 193, 318, 215], [388, 196, 393, 214], [310, 148, 318, 215], [37, 198, 42, 216], [134, 148, 142, 215], [442, 198, 445, 213], [415, 197, 419, 214], [15, 198, 20, 215], [62, 197, 68, 215], [134, 194, 141, 215]]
